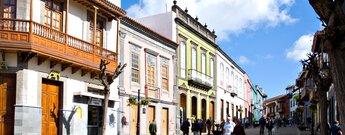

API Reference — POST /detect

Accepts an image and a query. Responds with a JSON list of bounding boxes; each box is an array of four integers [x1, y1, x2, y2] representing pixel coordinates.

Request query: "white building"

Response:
[[216, 48, 245, 122], [0, 0, 125, 134]]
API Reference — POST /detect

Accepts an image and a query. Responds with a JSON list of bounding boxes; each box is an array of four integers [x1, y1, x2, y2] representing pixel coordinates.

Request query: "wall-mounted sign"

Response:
[[89, 98, 102, 106], [0, 62, 8, 70], [48, 70, 60, 81]]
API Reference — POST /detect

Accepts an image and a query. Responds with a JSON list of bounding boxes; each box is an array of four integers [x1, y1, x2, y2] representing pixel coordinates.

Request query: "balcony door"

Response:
[[1, 0, 15, 18], [1, 0, 16, 30], [87, 12, 104, 47], [44, 0, 62, 31]]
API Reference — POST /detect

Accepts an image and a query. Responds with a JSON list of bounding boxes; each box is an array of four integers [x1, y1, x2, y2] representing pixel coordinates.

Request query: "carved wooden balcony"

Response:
[[0, 18, 118, 74]]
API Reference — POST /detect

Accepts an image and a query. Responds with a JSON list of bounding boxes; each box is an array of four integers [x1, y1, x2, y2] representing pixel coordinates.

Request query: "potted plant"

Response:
[[140, 98, 150, 106], [309, 104, 317, 113], [128, 97, 138, 106]]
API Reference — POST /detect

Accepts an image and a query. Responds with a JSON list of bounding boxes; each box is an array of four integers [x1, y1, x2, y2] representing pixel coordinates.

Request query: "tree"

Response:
[[309, 0, 345, 130], [301, 53, 332, 135], [99, 59, 126, 135]]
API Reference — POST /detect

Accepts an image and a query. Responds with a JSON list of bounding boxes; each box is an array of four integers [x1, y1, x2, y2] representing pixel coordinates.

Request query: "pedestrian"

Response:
[[198, 119, 204, 135], [223, 117, 235, 135], [206, 117, 212, 135], [149, 120, 157, 135], [192, 119, 200, 135], [259, 116, 266, 135], [233, 118, 246, 135], [331, 120, 342, 135], [245, 118, 249, 128], [266, 118, 274, 135], [181, 118, 190, 135]]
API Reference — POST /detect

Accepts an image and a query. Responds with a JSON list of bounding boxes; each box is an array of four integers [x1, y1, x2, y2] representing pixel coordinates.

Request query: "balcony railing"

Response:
[[187, 69, 213, 90], [0, 18, 117, 72]]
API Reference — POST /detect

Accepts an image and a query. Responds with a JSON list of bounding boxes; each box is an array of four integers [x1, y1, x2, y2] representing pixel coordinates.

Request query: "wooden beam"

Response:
[[61, 63, 72, 71], [37, 56, 48, 65], [71, 66, 81, 74], [81, 69, 89, 77], [91, 72, 98, 79], [22, 52, 37, 62], [50, 60, 60, 69]]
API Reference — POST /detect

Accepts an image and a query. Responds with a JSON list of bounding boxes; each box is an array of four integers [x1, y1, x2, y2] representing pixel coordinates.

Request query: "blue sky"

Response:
[[121, 0, 320, 98]]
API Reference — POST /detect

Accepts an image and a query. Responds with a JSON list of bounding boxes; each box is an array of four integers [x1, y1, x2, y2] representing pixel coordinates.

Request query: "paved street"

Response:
[[244, 126, 310, 135]]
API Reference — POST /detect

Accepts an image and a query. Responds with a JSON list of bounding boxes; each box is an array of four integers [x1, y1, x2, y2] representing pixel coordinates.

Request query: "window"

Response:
[[87, 11, 104, 47], [131, 45, 140, 84], [210, 58, 214, 77], [1, 0, 16, 18], [220, 63, 224, 82], [201, 53, 206, 74], [226, 68, 229, 84], [231, 71, 234, 86], [180, 41, 186, 78], [45, 0, 62, 31], [191, 47, 197, 70], [161, 58, 169, 91], [147, 53, 157, 88]]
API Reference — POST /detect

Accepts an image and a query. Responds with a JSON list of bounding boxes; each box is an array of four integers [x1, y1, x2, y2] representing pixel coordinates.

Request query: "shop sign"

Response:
[[89, 98, 102, 106]]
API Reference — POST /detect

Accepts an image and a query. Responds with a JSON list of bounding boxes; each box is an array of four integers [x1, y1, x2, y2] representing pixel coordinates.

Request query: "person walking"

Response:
[[149, 120, 157, 135], [331, 120, 342, 135], [192, 119, 200, 135], [266, 118, 274, 135], [198, 119, 204, 135], [206, 118, 212, 135], [259, 116, 266, 135], [181, 118, 190, 135], [223, 117, 235, 135], [233, 118, 246, 135]]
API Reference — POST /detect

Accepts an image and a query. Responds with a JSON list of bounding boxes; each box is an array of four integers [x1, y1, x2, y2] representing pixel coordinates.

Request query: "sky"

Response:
[[121, 0, 321, 98]]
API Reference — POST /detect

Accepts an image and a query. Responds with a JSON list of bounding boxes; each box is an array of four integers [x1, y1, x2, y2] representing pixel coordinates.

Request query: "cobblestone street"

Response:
[[244, 126, 311, 135]]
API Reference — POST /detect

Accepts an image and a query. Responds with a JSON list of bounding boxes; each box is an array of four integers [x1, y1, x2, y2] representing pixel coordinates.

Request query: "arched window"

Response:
[[210, 58, 214, 77], [192, 47, 197, 70], [226, 67, 229, 85], [180, 41, 186, 78], [220, 63, 224, 82]]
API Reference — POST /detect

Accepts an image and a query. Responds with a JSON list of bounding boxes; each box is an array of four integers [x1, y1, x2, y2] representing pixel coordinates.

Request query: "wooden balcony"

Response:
[[0, 18, 118, 75]]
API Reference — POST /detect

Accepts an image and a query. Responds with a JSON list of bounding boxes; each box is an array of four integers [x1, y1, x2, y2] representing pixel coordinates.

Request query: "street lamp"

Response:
[[137, 89, 141, 135]]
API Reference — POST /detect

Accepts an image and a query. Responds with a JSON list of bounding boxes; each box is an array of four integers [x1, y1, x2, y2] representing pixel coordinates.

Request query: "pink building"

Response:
[[118, 17, 178, 135], [244, 74, 254, 126]]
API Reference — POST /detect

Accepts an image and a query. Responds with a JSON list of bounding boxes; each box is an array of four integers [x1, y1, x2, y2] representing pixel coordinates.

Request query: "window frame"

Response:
[[161, 57, 169, 91], [44, 0, 63, 31], [130, 45, 141, 85], [1, 0, 16, 18]]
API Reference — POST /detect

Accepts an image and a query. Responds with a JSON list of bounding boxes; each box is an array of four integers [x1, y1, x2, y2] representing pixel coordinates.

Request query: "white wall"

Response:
[[138, 12, 176, 42]]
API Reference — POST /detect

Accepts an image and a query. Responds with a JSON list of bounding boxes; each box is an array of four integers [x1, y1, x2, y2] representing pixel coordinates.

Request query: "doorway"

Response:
[[0, 74, 16, 135], [41, 79, 62, 135]]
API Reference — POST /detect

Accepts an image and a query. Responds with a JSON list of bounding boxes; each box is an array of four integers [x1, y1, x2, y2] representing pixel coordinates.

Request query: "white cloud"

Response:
[[239, 56, 251, 64], [126, 0, 297, 41], [286, 34, 313, 61]]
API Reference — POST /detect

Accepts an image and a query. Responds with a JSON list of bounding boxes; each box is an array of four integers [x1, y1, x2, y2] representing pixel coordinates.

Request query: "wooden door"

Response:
[[42, 80, 60, 135], [162, 108, 168, 135], [209, 101, 214, 130], [131, 105, 138, 135], [0, 74, 15, 135], [148, 106, 155, 134]]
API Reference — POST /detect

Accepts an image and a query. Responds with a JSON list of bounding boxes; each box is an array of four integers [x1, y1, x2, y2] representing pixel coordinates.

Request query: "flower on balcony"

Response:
[[293, 93, 300, 100]]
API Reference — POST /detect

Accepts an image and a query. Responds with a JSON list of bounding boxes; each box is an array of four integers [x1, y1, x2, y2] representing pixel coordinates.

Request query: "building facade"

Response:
[[244, 74, 254, 125], [216, 48, 245, 123], [137, 2, 218, 133], [0, 0, 125, 134], [118, 17, 178, 135]]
